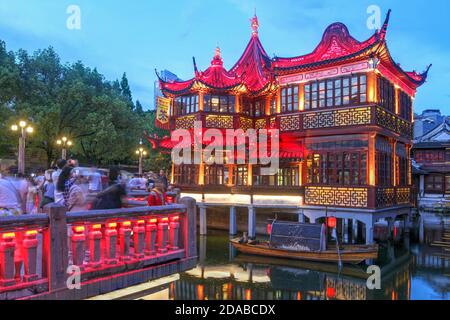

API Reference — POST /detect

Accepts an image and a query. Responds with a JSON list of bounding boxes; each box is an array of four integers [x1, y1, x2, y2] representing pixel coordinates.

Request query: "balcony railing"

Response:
[[304, 186, 413, 209], [0, 197, 197, 300], [171, 105, 412, 139]]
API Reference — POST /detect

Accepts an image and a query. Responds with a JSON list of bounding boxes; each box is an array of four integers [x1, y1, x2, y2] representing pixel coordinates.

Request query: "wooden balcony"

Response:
[[171, 105, 413, 139]]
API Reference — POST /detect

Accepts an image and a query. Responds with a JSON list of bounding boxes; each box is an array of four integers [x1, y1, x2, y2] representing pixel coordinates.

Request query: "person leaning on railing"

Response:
[[147, 180, 168, 206]]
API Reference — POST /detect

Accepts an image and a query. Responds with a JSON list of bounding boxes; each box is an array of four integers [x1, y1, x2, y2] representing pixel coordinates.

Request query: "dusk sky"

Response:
[[0, 0, 449, 114]]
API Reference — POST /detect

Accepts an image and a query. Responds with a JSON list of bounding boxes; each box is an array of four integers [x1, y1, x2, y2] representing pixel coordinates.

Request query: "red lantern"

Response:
[[267, 224, 272, 235], [327, 217, 337, 229], [326, 287, 335, 299]]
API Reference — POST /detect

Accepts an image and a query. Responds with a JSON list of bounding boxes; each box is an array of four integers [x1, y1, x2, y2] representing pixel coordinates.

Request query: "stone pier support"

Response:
[[199, 206, 207, 236], [229, 207, 237, 236], [298, 210, 305, 223], [365, 222, 374, 245], [248, 206, 256, 239]]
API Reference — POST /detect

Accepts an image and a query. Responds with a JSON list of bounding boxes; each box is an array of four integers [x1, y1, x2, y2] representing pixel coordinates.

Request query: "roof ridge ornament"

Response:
[[251, 13, 259, 36]]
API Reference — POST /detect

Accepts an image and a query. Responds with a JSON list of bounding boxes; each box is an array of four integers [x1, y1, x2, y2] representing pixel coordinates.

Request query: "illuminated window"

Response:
[[399, 91, 412, 121], [281, 85, 299, 113], [204, 95, 235, 113], [173, 165, 198, 185], [305, 138, 368, 186], [174, 95, 199, 115], [270, 96, 277, 115], [234, 165, 248, 186], [375, 137, 393, 186], [304, 74, 367, 110], [378, 76, 395, 113]]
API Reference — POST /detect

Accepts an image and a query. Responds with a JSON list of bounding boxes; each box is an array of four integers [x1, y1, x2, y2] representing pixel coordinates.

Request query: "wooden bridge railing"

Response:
[[0, 197, 197, 300]]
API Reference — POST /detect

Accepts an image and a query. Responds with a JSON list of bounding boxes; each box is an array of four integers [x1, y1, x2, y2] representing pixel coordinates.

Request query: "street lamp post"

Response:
[[136, 141, 148, 176], [56, 136, 73, 160], [11, 121, 34, 175]]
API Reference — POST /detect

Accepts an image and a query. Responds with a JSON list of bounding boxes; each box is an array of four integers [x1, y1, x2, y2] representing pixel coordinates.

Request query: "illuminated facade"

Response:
[[149, 11, 429, 242]]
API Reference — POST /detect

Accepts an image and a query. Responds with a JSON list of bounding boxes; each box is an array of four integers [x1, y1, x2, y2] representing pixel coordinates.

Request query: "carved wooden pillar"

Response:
[[199, 91, 204, 111], [299, 83, 305, 111], [368, 133, 376, 186], [276, 87, 281, 113], [367, 71, 378, 104], [392, 139, 398, 187]]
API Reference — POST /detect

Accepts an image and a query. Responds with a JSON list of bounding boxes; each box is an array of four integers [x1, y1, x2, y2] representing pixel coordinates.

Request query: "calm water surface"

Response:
[[129, 216, 450, 300]]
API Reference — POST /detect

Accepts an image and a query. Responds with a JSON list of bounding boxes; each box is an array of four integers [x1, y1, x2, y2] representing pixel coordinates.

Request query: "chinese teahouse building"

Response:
[[150, 11, 430, 244]]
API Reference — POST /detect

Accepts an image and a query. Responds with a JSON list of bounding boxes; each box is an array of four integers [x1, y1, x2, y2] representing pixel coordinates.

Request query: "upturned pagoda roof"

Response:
[[158, 10, 429, 97]]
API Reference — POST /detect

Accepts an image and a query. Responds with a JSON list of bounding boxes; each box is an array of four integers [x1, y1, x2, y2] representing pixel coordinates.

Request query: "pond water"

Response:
[[112, 215, 450, 300]]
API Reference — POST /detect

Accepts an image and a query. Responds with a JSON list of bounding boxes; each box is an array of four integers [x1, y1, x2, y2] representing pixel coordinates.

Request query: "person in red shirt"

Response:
[[147, 181, 167, 206]]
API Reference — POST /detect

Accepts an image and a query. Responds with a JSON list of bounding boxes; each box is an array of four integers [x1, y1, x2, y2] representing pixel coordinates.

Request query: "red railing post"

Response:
[[22, 230, 39, 282], [104, 222, 118, 265], [169, 215, 180, 251], [119, 221, 132, 261], [71, 225, 86, 270], [145, 218, 157, 256], [43, 204, 69, 292], [88, 224, 102, 268], [133, 220, 145, 259], [157, 217, 169, 254], [0, 232, 16, 287], [180, 197, 197, 258]]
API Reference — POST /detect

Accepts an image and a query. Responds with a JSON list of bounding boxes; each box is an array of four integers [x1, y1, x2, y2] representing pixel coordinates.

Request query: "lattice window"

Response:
[[281, 85, 299, 113], [234, 165, 248, 186], [377, 76, 395, 113], [425, 174, 444, 193], [204, 165, 225, 185], [174, 95, 199, 115], [304, 74, 367, 110], [173, 165, 198, 185], [375, 137, 393, 186], [204, 95, 235, 113], [399, 91, 412, 121]]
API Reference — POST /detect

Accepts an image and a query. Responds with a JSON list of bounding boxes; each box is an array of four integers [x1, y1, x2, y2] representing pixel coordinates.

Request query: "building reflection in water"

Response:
[[137, 220, 449, 300]]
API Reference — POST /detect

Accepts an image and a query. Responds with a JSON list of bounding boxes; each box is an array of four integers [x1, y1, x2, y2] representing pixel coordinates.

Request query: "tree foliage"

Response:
[[0, 40, 163, 170]]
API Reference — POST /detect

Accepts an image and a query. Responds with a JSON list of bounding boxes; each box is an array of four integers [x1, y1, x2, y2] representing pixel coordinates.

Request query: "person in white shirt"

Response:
[[127, 175, 147, 190], [0, 176, 29, 216], [88, 169, 102, 193], [52, 159, 67, 205]]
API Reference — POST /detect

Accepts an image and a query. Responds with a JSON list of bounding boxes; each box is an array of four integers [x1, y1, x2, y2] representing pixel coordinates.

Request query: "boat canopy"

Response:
[[269, 221, 327, 252]]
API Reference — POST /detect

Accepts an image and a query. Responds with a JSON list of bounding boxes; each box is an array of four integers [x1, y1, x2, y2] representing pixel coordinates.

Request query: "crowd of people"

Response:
[[0, 159, 172, 217]]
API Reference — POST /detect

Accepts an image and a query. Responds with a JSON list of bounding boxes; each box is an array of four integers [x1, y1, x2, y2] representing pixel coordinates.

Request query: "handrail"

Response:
[[0, 214, 49, 232], [66, 204, 186, 224]]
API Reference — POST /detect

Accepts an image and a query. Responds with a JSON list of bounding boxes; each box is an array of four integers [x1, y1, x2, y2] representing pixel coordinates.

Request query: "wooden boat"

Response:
[[230, 238, 378, 264], [233, 254, 369, 279]]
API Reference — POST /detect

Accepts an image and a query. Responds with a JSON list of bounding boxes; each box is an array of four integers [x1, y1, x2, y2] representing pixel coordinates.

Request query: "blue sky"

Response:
[[0, 0, 449, 114]]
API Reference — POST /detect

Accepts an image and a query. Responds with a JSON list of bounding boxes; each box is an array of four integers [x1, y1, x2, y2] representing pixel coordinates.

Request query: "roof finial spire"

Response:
[[251, 12, 259, 36], [211, 46, 223, 66]]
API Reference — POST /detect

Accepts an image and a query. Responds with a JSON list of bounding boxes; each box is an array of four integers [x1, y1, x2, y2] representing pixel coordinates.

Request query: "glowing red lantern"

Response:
[[327, 217, 337, 229], [267, 224, 272, 235], [326, 287, 335, 299]]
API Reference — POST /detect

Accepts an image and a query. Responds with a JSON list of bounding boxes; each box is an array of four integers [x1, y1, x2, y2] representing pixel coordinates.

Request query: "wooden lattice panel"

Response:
[[376, 107, 412, 139], [255, 118, 267, 130], [397, 119, 412, 139], [305, 186, 368, 208], [396, 188, 411, 205], [239, 117, 254, 131], [269, 117, 277, 129], [303, 107, 371, 129], [376, 188, 395, 207], [175, 116, 196, 130], [280, 115, 301, 131], [205, 115, 234, 129]]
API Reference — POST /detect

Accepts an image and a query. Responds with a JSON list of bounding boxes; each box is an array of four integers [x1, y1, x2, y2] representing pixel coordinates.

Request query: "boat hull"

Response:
[[230, 239, 378, 264]]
